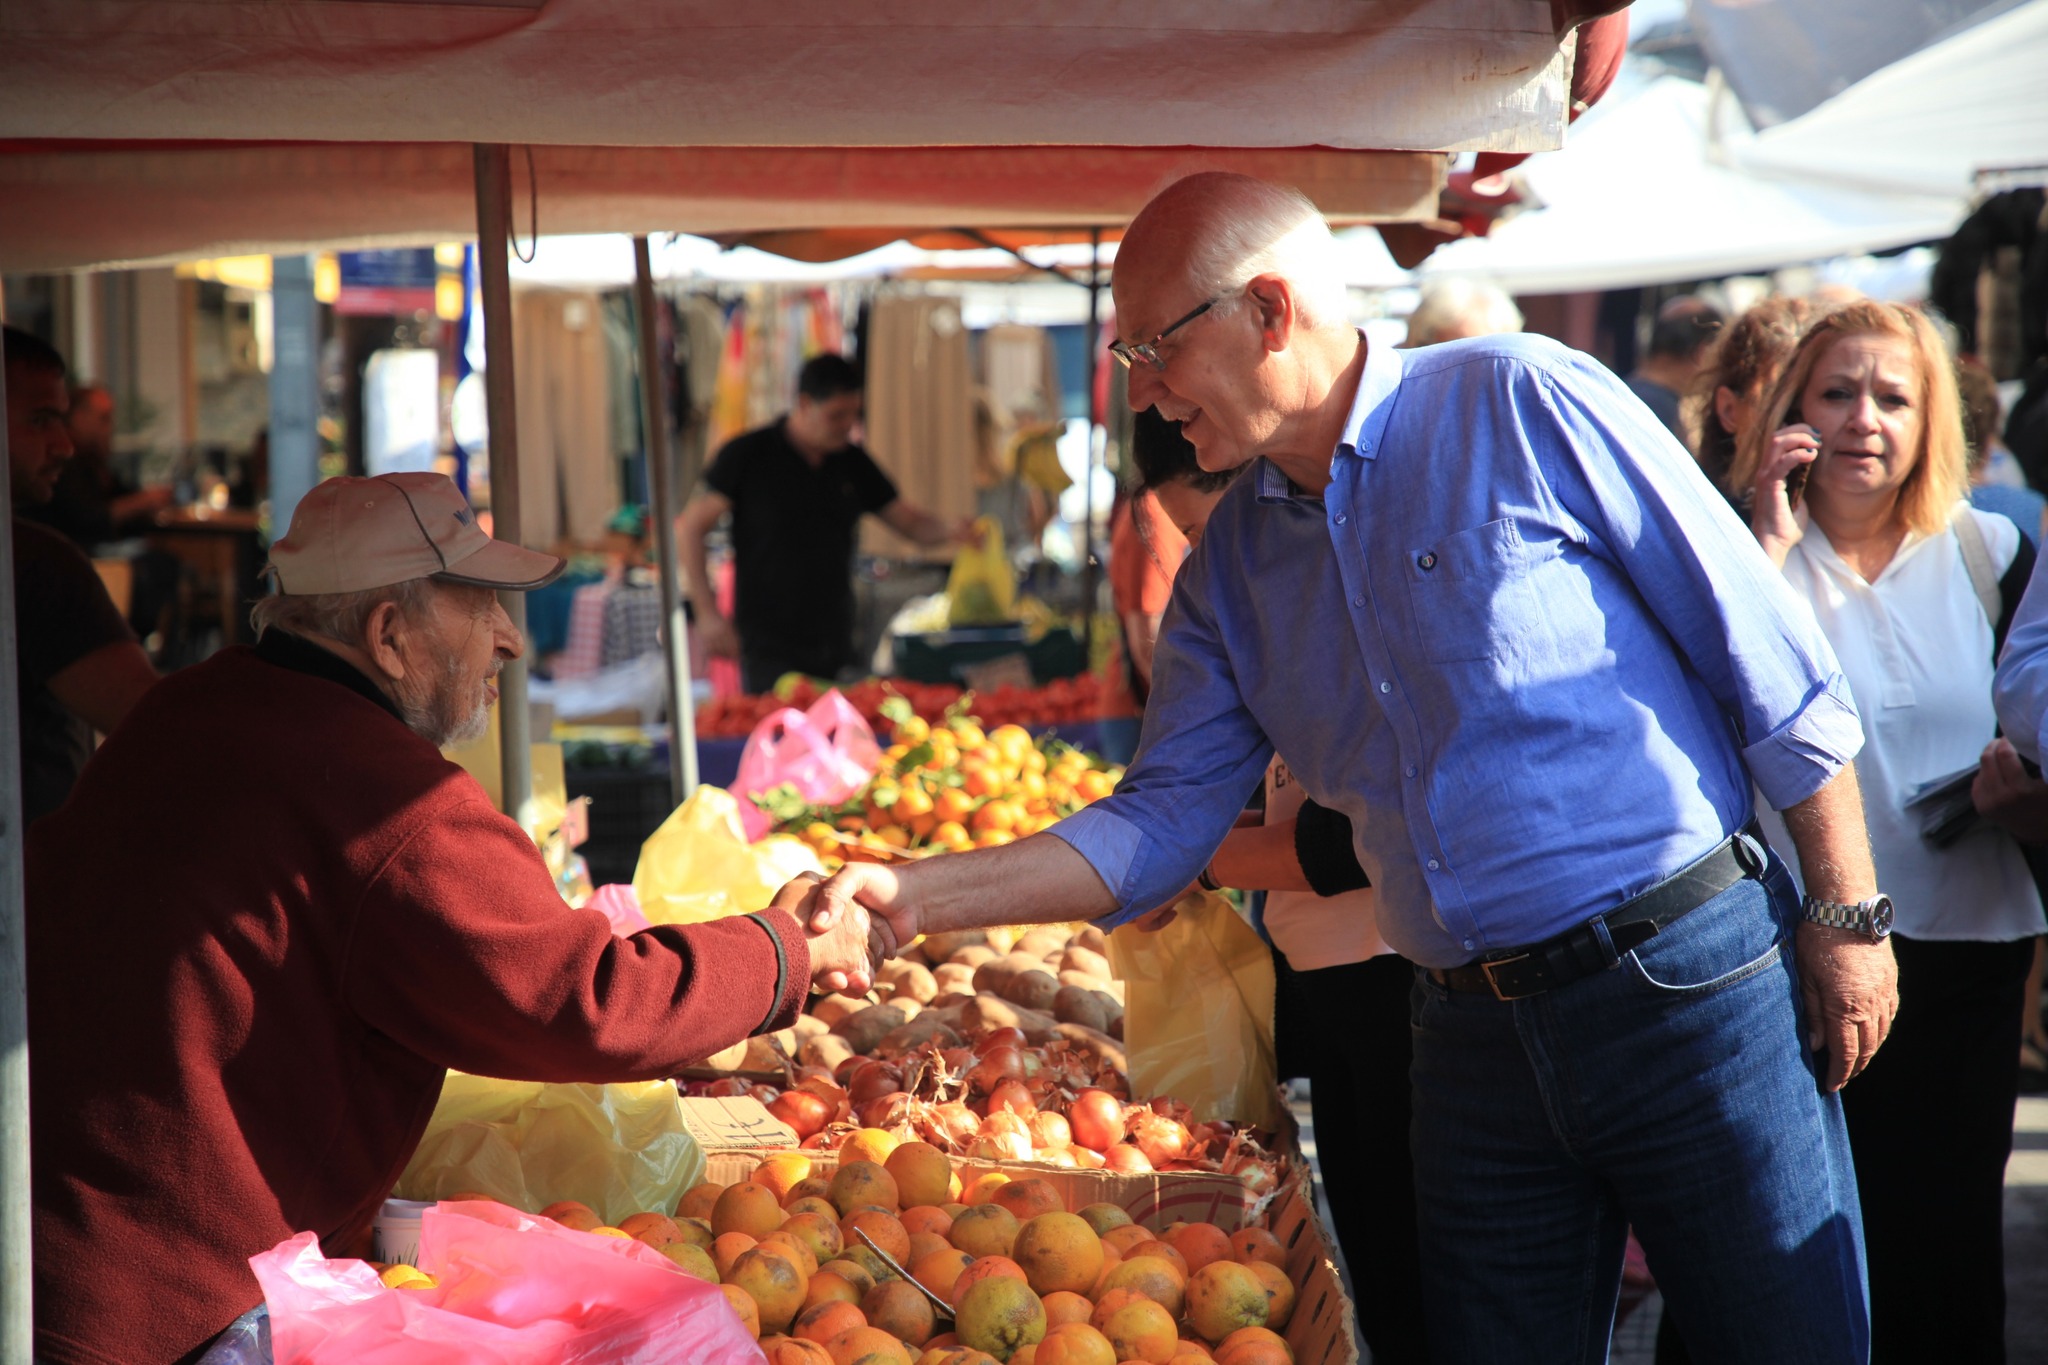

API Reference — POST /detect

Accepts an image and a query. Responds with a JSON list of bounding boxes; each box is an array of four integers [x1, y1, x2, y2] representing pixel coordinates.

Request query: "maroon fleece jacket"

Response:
[[26, 639, 811, 1365]]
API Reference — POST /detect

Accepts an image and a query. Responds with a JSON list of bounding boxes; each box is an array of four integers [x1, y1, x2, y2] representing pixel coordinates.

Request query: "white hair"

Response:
[[1404, 278, 1523, 347], [248, 577, 435, 644], [1176, 175, 1351, 330]]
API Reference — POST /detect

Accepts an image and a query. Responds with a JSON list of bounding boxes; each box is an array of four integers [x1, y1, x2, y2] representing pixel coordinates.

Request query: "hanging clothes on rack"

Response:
[[512, 288, 616, 546], [862, 292, 977, 559]]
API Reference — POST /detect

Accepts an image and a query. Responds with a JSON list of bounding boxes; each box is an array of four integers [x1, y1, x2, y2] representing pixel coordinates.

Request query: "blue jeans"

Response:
[[1408, 853, 1869, 1363]]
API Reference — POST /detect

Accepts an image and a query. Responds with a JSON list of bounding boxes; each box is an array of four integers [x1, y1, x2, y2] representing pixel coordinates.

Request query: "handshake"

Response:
[[771, 864, 919, 997]]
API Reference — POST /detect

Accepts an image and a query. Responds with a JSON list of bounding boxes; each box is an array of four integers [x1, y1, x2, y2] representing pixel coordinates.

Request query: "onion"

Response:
[[973, 1027, 1027, 1055], [1027, 1111, 1072, 1150], [858, 1091, 915, 1130], [1069, 1144, 1106, 1169], [767, 1090, 831, 1140], [1103, 1143, 1155, 1174], [1068, 1088, 1125, 1153], [1037, 1147, 1079, 1168], [968, 1046, 1026, 1094], [967, 1128, 1034, 1162], [1130, 1111, 1193, 1167], [926, 1100, 980, 1146], [848, 1062, 903, 1105], [986, 1079, 1038, 1119], [979, 1110, 1032, 1142], [700, 1077, 749, 1098]]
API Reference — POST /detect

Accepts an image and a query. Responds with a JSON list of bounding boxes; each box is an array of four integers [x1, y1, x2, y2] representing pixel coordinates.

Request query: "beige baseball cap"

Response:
[[268, 472, 565, 595]]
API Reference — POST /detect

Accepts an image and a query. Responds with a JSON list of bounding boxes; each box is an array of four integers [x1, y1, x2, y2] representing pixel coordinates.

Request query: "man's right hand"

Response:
[[804, 862, 918, 963], [695, 611, 740, 660], [1973, 737, 2048, 843]]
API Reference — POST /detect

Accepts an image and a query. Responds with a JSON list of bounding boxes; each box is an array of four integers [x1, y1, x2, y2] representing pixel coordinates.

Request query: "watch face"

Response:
[[1869, 895, 1895, 936]]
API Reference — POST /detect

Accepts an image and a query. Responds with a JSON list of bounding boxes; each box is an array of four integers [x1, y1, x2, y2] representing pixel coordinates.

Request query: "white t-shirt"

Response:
[[1262, 757, 1395, 970], [1756, 505, 2047, 942]]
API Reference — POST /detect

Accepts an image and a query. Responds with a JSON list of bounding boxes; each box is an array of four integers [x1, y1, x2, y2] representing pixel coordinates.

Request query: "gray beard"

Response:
[[395, 651, 494, 750]]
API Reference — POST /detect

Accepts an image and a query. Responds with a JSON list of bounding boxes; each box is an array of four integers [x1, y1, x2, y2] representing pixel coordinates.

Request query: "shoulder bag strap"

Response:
[[1953, 502, 2002, 630]]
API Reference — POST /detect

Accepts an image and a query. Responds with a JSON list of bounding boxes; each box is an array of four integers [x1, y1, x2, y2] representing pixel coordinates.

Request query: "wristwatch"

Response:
[[1801, 893, 1895, 941]]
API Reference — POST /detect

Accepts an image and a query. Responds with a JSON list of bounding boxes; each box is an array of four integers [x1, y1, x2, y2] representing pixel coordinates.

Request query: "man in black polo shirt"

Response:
[[681, 354, 969, 692]]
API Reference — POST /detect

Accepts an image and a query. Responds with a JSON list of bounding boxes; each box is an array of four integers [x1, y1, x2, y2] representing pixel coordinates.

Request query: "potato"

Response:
[[1096, 979, 1126, 1006], [799, 1032, 856, 1071], [811, 993, 866, 1028], [919, 929, 986, 960], [838, 1003, 909, 1056], [1055, 1022, 1126, 1072], [1057, 969, 1105, 993], [879, 1013, 963, 1053], [972, 958, 1020, 996], [1069, 924, 1108, 955], [950, 944, 999, 970], [1002, 969, 1061, 1013], [700, 1038, 749, 1071], [1013, 928, 1069, 960], [878, 961, 939, 1005], [930, 988, 977, 1011], [790, 1014, 832, 1044], [741, 1036, 785, 1071], [1089, 989, 1124, 1026], [960, 993, 1060, 1044], [1051, 984, 1108, 1032], [1059, 946, 1111, 980], [931, 962, 977, 994]]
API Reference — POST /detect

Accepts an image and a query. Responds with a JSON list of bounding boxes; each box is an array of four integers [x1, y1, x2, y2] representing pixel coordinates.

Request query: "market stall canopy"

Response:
[[1416, 73, 1964, 294], [1735, 0, 2048, 200], [1, 0, 1597, 152], [0, 143, 1446, 274]]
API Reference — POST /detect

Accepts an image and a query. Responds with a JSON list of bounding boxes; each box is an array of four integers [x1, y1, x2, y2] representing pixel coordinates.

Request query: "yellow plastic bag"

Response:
[[947, 515, 1017, 626], [631, 785, 822, 926], [394, 1073, 705, 1227], [1108, 892, 1281, 1130]]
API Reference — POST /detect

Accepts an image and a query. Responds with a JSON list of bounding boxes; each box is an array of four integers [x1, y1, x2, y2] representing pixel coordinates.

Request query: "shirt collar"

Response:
[[1253, 332, 1403, 504], [255, 629, 407, 724]]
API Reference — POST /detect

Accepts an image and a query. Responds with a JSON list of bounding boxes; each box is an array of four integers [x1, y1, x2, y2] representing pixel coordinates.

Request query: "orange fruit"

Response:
[[1162, 1225, 1232, 1277], [1128, 1241, 1187, 1282], [843, 1209, 912, 1265], [677, 1183, 725, 1221], [901, 1205, 955, 1241], [1185, 1261, 1270, 1344], [887, 1143, 957, 1209], [969, 799, 1017, 834], [991, 1180, 1065, 1224], [1099, 1256, 1187, 1318], [618, 1211, 684, 1247], [1041, 1291, 1094, 1327], [1036, 1322, 1118, 1365], [909, 1231, 954, 1267], [789, 1195, 841, 1222], [935, 788, 975, 824], [949, 1204, 1021, 1259], [864, 1279, 939, 1347], [731, 1245, 810, 1335], [766, 1337, 839, 1365], [911, 1247, 976, 1306], [806, 1270, 869, 1310], [761, 1230, 823, 1278], [661, 1242, 718, 1282], [715, 1182, 788, 1239], [720, 1281, 762, 1338], [784, 1211, 848, 1265], [1243, 1263, 1295, 1330], [796, 1300, 870, 1346], [951, 1254, 1028, 1304], [1096, 1294, 1179, 1363], [712, 1231, 760, 1278], [788, 1177, 837, 1207], [963, 1173, 1012, 1207], [831, 1162, 902, 1216], [842, 1128, 903, 1168], [1012, 1212, 1105, 1297], [822, 1259, 880, 1298], [754, 1153, 817, 1202], [1100, 1225, 1157, 1258], [826, 1325, 916, 1365], [1213, 1326, 1292, 1365], [955, 1275, 1048, 1362], [539, 1200, 602, 1232], [1227, 1228, 1285, 1271]]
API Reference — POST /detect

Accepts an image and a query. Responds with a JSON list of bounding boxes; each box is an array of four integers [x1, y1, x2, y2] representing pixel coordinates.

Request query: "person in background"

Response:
[[1959, 357, 2048, 547], [1628, 294, 1726, 443], [1401, 276, 1523, 348], [1111, 406, 1236, 695], [680, 353, 973, 693], [1125, 409, 1427, 1362], [25, 471, 881, 1365], [1689, 296, 1822, 492], [4, 326, 158, 825], [804, 172, 1893, 1364], [1729, 299, 2044, 1364]]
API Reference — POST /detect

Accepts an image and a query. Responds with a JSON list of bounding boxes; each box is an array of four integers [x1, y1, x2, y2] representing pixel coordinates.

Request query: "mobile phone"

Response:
[[1783, 405, 1811, 509]]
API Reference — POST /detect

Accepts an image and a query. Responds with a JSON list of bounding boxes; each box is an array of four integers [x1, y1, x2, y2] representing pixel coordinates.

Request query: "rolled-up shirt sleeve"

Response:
[[1048, 562, 1274, 926], [1995, 549, 2048, 763], [1530, 355, 1863, 811]]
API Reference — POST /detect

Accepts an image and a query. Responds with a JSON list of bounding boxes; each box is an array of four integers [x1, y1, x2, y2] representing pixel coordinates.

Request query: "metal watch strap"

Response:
[[1802, 894, 1892, 940]]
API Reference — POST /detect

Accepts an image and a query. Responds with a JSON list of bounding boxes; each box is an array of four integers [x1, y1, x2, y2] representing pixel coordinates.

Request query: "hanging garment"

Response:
[[861, 293, 977, 558], [512, 289, 616, 545]]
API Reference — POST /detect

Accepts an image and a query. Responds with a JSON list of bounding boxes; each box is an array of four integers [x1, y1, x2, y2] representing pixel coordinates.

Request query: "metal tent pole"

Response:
[[0, 353, 33, 1364], [1080, 227, 1103, 656], [473, 145, 534, 819], [632, 237, 697, 806]]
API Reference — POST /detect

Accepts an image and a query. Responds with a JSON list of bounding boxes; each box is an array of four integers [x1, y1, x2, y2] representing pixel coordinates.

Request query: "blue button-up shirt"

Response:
[[1052, 333, 1862, 968], [1994, 548, 2048, 761]]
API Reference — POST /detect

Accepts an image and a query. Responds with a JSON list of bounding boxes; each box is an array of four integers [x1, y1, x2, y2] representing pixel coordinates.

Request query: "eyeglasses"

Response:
[[1107, 299, 1217, 371]]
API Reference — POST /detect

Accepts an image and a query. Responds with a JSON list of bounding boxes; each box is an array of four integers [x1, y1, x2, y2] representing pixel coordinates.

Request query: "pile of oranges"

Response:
[[541, 1127, 1297, 1364], [696, 676, 1122, 742], [786, 715, 1122, 868]]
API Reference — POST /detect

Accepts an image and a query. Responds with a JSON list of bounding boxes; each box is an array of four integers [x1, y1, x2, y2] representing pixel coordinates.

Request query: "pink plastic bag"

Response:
[[587, 883, 652, 937], [731, 689, 881, 840], [251, 1202, 763, 1365]]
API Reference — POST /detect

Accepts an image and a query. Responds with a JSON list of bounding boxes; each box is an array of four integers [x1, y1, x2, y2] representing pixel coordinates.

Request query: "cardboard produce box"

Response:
[[681, 1098, 1360, 1365]]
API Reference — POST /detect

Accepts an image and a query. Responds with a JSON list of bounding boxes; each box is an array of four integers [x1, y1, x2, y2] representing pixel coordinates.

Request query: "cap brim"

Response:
[[433, 538, 567, 591]]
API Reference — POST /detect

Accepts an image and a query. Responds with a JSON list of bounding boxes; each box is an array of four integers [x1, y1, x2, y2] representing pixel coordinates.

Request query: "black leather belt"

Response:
[[1432, 825, 1768, 1001]]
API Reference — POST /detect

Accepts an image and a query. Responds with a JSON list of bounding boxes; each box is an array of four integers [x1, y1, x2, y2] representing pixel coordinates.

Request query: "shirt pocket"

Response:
[[1404, 518, 1542, 665]]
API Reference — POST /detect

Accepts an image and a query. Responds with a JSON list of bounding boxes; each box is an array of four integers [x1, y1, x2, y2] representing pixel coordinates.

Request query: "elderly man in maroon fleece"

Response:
[[25, 472, 878, 1365]]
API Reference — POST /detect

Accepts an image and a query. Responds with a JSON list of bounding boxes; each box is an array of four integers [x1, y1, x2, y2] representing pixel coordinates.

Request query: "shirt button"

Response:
[[1462, 937, 1476, 951], [1335, 513, 1348, 525], [1404, 764, 1417, 778], [1427, 858, 1441, 871], [1353, 596, 1366, 608], [1379, 681, 1392, 694], [1418, 552, 1437, 570]]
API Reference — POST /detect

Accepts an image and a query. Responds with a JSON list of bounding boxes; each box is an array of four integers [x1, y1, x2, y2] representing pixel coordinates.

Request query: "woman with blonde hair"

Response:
[[1730, 299, 2045, 1364]]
